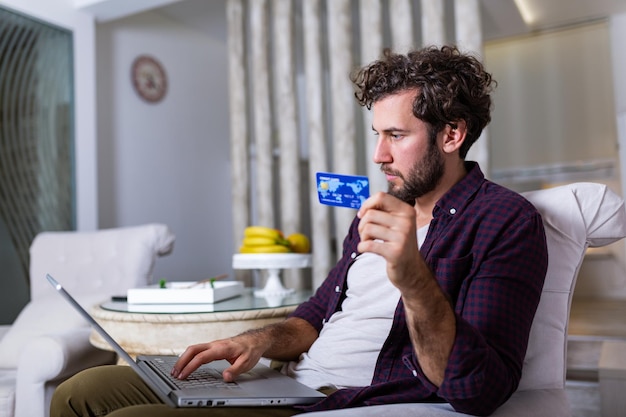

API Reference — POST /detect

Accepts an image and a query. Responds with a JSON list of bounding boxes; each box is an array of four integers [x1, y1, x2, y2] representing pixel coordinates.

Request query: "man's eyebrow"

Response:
[[371, 125, 409, 134]]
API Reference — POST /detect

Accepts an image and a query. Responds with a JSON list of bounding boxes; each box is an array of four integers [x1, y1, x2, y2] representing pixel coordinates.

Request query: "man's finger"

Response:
[[223, 355, 258, 382], [172, 343, 208, 377], [358, 191, 408, 218]]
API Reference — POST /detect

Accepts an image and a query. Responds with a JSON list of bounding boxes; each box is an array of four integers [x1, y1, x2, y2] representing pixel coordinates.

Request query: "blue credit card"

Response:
[[316, 172, 370, 209]]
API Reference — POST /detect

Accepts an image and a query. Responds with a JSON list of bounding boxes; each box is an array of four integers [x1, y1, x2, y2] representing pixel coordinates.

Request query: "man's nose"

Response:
[[372, 137, 391, 164]]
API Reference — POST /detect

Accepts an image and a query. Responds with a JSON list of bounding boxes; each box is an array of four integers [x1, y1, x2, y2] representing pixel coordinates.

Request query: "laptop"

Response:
[[46, 274, 326, 408]]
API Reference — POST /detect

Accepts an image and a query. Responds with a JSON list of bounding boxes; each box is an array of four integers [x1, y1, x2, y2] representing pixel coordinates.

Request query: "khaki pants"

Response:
[[50, 365, 305, 417]]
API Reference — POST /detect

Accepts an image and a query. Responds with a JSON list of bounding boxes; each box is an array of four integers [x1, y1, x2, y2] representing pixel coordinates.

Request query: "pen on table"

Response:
[[184, 273, 229, 289]]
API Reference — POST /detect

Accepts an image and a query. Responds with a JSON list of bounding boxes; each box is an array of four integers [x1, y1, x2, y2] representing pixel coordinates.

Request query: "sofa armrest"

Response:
[[14, 328, 115, 417], [17, 327, 115, 383], [0, 324, 10, 342]]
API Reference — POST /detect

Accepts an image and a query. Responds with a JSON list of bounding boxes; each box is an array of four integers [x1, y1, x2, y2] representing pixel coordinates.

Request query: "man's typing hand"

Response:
[[171, 333, 269, 382], [171, 317, 317, 383]]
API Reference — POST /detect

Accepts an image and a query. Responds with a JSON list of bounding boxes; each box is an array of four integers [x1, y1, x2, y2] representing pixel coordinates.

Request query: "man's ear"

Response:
[[442, 120, 467, 154]]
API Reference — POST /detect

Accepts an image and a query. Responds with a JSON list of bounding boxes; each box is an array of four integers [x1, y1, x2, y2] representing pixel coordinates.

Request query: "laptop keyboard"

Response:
[[150, 357, 240, 390]]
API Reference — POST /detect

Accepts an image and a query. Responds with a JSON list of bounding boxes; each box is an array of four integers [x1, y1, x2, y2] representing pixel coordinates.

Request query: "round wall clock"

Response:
[[131, 55, 167, 103]]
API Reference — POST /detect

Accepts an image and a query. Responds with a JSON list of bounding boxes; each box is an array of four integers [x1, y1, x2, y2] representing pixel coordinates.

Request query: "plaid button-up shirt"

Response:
[[292, 162, 548, 416]]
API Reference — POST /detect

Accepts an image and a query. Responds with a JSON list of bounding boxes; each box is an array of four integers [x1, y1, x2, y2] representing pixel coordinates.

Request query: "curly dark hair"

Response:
[[351, 45, 496, 159]]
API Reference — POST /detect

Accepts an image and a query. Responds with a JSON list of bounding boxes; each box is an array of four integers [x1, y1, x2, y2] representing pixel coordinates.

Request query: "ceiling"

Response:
[[480, 0, 626, 41], [85, 0, 626, 43]]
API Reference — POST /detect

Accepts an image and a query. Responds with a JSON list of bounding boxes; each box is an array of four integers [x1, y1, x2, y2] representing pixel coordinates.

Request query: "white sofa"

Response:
[[0, 223, 175, 417], [307, 182, 626, 417]]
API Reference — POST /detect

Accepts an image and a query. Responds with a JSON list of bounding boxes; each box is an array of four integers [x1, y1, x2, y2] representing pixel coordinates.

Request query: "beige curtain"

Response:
[[226, 0, 484, 290]]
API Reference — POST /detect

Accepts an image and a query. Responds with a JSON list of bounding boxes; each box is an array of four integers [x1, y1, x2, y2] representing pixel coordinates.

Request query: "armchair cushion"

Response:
[[518, 182, 625, 391], [305, 389, 569, 417]]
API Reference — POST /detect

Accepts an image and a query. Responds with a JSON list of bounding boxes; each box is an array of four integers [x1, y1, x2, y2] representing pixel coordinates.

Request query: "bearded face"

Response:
[[382, 127, 444, 205]]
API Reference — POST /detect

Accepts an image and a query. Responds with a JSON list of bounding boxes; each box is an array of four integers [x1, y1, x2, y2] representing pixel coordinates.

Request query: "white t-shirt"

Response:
[[286, 224, 429, 389]]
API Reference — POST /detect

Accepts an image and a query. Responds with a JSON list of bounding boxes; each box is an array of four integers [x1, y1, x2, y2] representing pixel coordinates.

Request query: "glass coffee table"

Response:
[[90, 289, 312, 359]]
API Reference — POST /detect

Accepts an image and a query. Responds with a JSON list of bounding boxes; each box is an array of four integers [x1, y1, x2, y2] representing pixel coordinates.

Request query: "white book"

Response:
[[127, 281, 244, 304]]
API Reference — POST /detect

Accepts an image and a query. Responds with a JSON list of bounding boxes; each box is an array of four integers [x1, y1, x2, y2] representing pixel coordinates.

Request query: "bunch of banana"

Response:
[[239, 226, 292, 254]]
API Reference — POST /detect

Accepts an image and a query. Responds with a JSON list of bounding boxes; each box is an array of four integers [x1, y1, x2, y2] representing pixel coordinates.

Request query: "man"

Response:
[[51, 45, 547, 417]]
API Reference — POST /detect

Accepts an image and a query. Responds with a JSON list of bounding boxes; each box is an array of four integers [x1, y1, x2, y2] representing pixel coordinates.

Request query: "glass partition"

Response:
[[0, 6, 74, 323]]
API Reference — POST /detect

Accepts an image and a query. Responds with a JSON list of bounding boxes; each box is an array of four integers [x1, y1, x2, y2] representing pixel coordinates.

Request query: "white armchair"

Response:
[[0, 223, 175, 417], [307, 182, 626, 417]]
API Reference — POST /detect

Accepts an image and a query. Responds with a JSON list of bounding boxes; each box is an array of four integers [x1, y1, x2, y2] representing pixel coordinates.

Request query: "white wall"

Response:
[[485, 22, 617, 175], [0, 0, 99, 232], [96, 6, 233, 282]]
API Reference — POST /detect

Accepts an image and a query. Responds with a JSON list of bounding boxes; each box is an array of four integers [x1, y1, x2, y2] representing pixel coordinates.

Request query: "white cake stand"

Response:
[[232, 253, 312, 298]]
